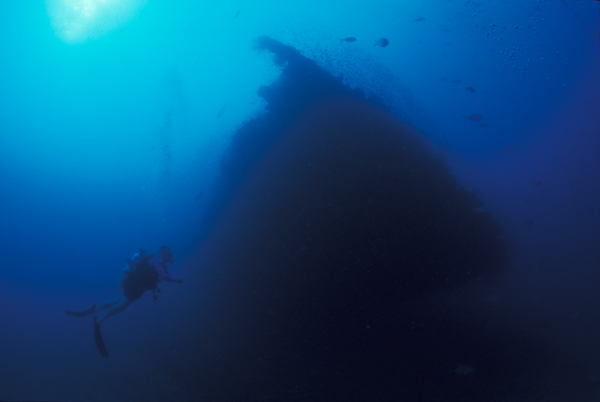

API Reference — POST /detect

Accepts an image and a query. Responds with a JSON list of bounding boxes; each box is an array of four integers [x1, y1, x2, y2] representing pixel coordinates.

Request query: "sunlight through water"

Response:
[[46, 0, 146, 44]]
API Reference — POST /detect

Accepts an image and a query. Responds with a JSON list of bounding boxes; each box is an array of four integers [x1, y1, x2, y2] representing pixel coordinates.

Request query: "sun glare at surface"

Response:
[[46, 0, 146, 44]]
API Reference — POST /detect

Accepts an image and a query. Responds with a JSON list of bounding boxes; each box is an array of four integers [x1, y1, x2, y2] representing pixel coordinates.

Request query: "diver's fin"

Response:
[[93, 317, 109, 358], [65, 304, 97, 317]]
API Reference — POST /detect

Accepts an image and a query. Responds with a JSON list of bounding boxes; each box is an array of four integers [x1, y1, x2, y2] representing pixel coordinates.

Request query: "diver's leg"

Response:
[[64, 303, 97, 317], [94, 294, 123, 312], [97, 295, 133, 326], [66, 293, 124, 317]]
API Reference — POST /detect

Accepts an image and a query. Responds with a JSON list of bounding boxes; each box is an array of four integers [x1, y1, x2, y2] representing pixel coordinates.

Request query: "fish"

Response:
[[463, 114, 484, 122], [414, 17, 425, 22], [374, 38, 389, 47], [451, 79, 461, 84], [454, 364, 475, 375], [522, 219, 534, 228], [536, 258, 546, 270], [531, 180, 543, 187], [233, 10, 240, 19], [217, 106, 226, 118], [478, 123, 488, 128], [341, 37, 357, 42], [465, 86, 476, 93]]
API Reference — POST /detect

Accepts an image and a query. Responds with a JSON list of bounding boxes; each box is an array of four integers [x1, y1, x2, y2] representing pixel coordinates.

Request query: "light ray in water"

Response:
[[46, 0, 147, 44]]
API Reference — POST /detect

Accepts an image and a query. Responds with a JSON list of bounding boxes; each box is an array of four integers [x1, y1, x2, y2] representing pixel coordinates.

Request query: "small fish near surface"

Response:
[[374, 38, 389, 47], [463, 114, 484, 122], [465, 86, 476, 93], [413, 17, 425, 22], [341, 37, 357, 42], [501, 146, 520, 154]]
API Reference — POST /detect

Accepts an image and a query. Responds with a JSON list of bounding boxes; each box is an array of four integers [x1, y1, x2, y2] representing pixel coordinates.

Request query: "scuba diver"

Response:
[[65, 246, 183, 358]]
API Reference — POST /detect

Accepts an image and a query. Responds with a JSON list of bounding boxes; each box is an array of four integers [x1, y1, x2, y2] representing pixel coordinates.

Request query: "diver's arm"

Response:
[[149, 259, 183, 284]]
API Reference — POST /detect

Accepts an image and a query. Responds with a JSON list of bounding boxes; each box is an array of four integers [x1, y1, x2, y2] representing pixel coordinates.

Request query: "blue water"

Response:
[[1, 1, 598, 401]]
